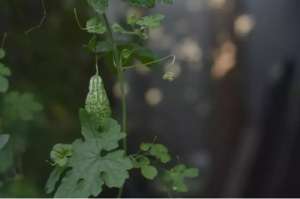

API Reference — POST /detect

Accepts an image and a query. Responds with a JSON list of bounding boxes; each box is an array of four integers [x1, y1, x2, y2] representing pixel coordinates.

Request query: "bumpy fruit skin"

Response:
[[85, 74, 111, 125]]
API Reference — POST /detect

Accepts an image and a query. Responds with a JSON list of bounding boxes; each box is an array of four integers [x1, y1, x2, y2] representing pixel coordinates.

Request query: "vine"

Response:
[[45, 0, 198, 198]]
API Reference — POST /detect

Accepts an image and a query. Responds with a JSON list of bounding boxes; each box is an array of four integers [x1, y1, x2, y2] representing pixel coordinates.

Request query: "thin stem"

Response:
[[101, 13, 127, 198], [123, 54, 176, 70], [95, 54, 99, 75], [73, 8, 85, 30], [25, 0, 47, 34], [1, 32, 8, 49]]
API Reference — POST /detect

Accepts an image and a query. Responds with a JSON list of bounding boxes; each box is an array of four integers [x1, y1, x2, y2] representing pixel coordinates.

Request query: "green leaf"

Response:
[[163, 164, 199, 193], [184, 168, 199, 178], [50, 144, 72, 167], [54, 142, 132, 197], [128, 0, 156, 8], [86, 17, 106, 34], [140, 143, 151, 151], [0, 134, 9, 150], [136, 14, 165, 29], [131, 155, 150, 168], [121, 49, 135, 61], [112, 23, 126, 33], [49, 110, 132, 198], [140, 143, 171, 163], [87, 0, 108, 14], [127, 15, 139, 25], [0, 76, 9, 93], [127, 0, 174, 8], [0, 63, 11, 76], [0, 49, 5, 59], [141, 165, 158, 180], [2, 92, 43, 121], [45, 167, 66, 194]]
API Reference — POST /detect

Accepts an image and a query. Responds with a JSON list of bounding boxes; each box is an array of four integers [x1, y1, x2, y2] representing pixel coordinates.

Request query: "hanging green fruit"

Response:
[[85, 73, 111, 126]]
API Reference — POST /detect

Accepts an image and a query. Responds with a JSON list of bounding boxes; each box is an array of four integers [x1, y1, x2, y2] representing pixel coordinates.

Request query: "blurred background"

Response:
[[1, 0, 300, 197]]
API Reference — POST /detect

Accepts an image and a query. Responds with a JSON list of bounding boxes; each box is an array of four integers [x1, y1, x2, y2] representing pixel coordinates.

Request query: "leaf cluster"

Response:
[[127, 0, 174, 8], [131, 142, 198, 193], [46, 109, 132, 198]]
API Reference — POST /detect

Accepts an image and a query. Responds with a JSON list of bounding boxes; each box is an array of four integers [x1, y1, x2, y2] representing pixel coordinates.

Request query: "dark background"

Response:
[[1, 0, 300, 197]]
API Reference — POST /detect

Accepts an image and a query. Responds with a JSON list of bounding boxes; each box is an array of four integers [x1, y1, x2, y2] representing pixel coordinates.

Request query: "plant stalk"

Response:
[[101, 13, 127, 198]]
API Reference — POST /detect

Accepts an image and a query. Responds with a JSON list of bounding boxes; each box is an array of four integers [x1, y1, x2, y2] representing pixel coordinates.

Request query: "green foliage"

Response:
[[136, 14, 165, 29], [141, 165, 158, 180], [140, 143, 171, 163], [128, 0, 156, 8], [2, 92, 43, 122], [0, 63, 11, 76], [45, 0, 199, 197], [127, 0, 174, 8], [131, 142, 198, 193], [50, 144, 72, 167], [0, 48, 43, 193], [0, 134, 9, 150], [45, 167, 65, 194], [46, 109, 132, 197], [162, 164, 199, 192], [112, 14, 164, 40], [131, 155, 158, 180], [86, 17, 106, 34]]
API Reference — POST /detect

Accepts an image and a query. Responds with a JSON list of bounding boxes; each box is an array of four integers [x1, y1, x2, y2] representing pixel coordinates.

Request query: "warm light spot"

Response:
[[211, 40, 237, 79], [234, 14, 255, 37], [174, 38, 202, 64], [208, 0, 226, 9], [145, 88, 163, 106], [113, 82, 129, 98]]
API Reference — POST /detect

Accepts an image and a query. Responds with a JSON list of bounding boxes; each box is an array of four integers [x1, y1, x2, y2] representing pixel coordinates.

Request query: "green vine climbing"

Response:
[[45, 0, 199, 198]]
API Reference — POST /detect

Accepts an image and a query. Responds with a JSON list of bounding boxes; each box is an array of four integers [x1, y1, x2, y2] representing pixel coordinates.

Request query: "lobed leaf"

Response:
[[163, 164, 199, 192], [47, 110, 132, 198], [136, 14, 165, 29]]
